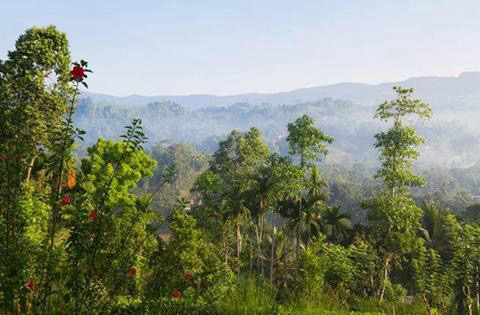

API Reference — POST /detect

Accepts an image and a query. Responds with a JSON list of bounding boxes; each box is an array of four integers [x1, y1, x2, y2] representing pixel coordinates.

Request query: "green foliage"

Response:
[[360, 87, 432, 303], [297, 237, 379, 304], [374, 125, 426, 190], [144, 206, 230, 301], [374, 87, 431, 195], [215, 277, 278, 315], [462, 203, 480, 225], [145, 142, 208, 216], [0, 26, 75, 313], [287, 114, 334, 167], [60, 131, 159, 313], [286, 115, 333, 262], [296, 239, 326, 301], [4, 26, 480, 315], [413, 246, 454, 313]]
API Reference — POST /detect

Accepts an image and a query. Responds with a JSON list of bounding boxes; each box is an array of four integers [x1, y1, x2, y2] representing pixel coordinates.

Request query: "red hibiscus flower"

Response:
[[27, 278, 36, 292], [60, 195, 71, 206], [171, 289, 181, 298], [89, 210, 97, 220], [185, 272, 192, 281], [129, 266, 137, 277], [70, 66, 85, 80], [1, 155, 9, 161]]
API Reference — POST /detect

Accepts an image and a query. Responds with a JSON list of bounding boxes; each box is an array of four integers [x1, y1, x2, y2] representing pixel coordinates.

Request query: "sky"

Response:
[[1, 0, 480, 96]]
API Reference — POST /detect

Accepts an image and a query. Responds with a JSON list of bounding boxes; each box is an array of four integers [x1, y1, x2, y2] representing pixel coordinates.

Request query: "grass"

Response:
[[212, 277, 398, 315]]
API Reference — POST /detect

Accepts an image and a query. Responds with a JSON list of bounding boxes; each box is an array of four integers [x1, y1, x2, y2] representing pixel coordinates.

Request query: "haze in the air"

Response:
[[1, 0, 480, 96]]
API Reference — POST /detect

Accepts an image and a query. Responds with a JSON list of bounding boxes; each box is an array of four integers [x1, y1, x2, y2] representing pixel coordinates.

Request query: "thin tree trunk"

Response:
[[260, 214, 265, 275], [222, 223, 228, 266], [254, 224, 260, 273], [296, 201, 302, 263], [476, 267, 480, 312], [282, 216, 287, 268], [249, 233, 253, 275], [270, 209, 275, 283], [307, 218, 311, 248], [296, 154, 305, 264], [25, 155, 36, 182], [379, 256, 391, 302], [236, 221, 241, 276]]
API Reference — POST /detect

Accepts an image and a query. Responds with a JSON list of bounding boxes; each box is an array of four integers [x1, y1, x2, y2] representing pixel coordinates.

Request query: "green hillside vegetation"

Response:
[[2, 26, 480, 315]]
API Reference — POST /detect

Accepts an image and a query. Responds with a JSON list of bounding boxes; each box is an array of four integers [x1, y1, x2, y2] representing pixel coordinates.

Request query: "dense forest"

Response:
[[2, 26, 480, 315]]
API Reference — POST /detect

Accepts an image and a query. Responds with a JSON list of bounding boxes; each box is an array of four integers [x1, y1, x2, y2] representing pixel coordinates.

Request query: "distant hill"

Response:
[[75, 71, 480, 169], [81, 72, 480, 109]]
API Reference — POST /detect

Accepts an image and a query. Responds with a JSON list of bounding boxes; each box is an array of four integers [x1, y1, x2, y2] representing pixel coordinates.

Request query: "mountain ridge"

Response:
[[80, 71, 480, 109]]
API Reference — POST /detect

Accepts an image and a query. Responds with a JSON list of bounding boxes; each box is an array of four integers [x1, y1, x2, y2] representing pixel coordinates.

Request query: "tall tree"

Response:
[[0, 26, 74, 313], [194, 128, 269, 273], [286, 115, 333, 261], [365, 86, 432, 301], [374, 86, 432, 197]]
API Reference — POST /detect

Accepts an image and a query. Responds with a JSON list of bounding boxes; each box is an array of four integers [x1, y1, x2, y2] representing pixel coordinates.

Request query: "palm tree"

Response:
[[222, 186, 251, 274], [419, 200, 448, 253], [243, 156, 278, 276], [304, 166, 327, 246], [307, 166, 325, 197], [319, 206, 352, 243], [302, 195, 325, 247]]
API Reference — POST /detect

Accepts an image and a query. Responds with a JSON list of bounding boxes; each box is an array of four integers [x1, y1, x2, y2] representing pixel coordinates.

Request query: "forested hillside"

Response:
[[73, 91, 480, 219], [3, 26, 480, 315], [74, 94, 480, 169]]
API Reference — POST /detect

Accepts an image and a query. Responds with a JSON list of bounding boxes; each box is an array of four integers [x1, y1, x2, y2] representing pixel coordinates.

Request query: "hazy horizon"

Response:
[[2, 0, 480, 96], [82, 71, 479, 98]]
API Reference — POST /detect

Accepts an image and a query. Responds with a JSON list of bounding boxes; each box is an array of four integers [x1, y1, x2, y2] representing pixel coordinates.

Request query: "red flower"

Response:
[[60, 195, 71, 206], [1, 155, 9, 161], [129, 266, 137, 277], [185, 272, 192, 281], [89, 210, 97, 220], [171, 289, 181, 298], [27, 278, 35, 292], [70, 66, 85, 80]]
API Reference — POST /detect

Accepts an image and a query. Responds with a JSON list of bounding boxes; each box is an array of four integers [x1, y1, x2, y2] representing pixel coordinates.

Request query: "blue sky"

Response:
[[1, 0, 480, 96]]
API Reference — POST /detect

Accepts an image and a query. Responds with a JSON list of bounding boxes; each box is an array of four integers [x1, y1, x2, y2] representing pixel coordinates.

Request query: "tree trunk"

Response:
[[476, 267, 480, 312], [282, 216, 287, 268], [270, 209, 275, 283], [296, 201, 302, 264], [236, 221, 241, 275], [464, 285, 473, 315], [307, 218, 311, 248], [296, 154, 305, 264], [249, 234, 253, 275], [379, 256, 391, 302], [25, 155, 36, 182], [223, 225, 228, 266], [260, 215, 265, 275], [254, 224, 261, 273]]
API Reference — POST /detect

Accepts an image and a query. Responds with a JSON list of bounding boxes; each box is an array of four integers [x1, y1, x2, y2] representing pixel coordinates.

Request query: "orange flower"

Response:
[[66, 169, 76, 189], [186, 272, 192, 281]]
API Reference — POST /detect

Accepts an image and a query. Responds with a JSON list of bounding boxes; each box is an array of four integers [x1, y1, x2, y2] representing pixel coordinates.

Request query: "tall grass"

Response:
[[213, 277, 387, 315], [215, 276, 278, 315]]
